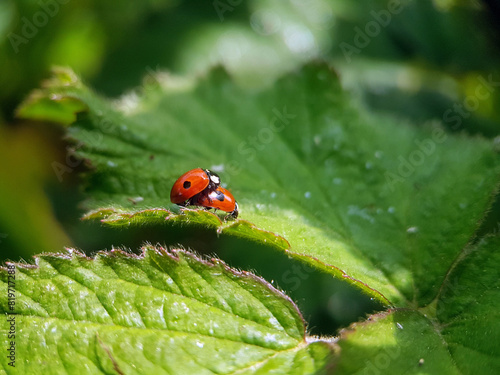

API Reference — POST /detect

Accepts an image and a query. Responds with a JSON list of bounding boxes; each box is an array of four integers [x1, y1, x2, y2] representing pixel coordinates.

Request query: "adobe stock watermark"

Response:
[[491, 221, 500, 236], [360, 325, 414, 375], [52, 65, 161, 182], [52, 115, 126, 182], [340, 0, 413, 63], [384, 124, 447, 192], [6, 264, 16, 368], [443, 73, 500, 131], [238, 106, 296, 162], [385, 72, 499, 191], [281, 262, 315, 292], [115, 64, 162, 114], [221, 106, 296, 184], [213, 0, 242, 21], [52, 117, 122, 182], [0, 233, 7, 244], [8, 0, 70, 54]]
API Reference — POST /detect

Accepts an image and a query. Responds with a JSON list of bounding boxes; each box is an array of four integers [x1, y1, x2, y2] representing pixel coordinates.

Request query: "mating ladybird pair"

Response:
[[170, 168, 238, 219]]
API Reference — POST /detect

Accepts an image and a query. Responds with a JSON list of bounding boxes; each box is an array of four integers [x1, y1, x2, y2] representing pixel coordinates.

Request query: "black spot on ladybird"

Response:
[[183, 181, 191, 189], [216, 190, 225, 202]]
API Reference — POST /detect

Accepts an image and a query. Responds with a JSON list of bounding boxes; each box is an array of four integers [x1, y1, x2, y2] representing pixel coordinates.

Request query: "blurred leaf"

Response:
[[15, 67, 87, 124], [329, 0, 500, 137], [0, 125, 72, 259], [176, 0, 334, 87], [330, 0, 498, 69], [0, 246, 336, 374], [18, 64, 500, 309], [0, 0, 176, 120]]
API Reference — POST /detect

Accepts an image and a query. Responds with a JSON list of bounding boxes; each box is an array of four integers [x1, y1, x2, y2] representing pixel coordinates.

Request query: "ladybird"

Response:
[[170, 168, 220, 205], [193, 186, 239, 219]]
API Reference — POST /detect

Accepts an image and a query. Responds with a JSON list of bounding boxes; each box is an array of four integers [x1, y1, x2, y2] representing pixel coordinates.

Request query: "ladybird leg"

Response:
[[224, 203, 239, 220], [224, 212, 237, 220], [186, 193, 200, 206], [178, 200, 189, 207]]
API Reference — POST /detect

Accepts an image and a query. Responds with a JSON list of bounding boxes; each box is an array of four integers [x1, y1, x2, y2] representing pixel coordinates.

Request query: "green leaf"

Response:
[[0, 127, 72, 259], [335, 310, 459, 374], [0, 247, 335, 374], [436, 235, 500, 374], [15, 68, 88, 125], [18, 64, 500, 307], [333, 235, 500, 374]]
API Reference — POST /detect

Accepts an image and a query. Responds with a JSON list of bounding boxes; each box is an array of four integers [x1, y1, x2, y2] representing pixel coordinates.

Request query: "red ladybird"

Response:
[[193, 186, 239, 219], [170, 168, 220, 205]]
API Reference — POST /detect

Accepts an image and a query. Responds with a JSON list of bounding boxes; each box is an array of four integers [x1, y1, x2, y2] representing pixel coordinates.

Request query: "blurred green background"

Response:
[[1, 0, 500, 335]]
